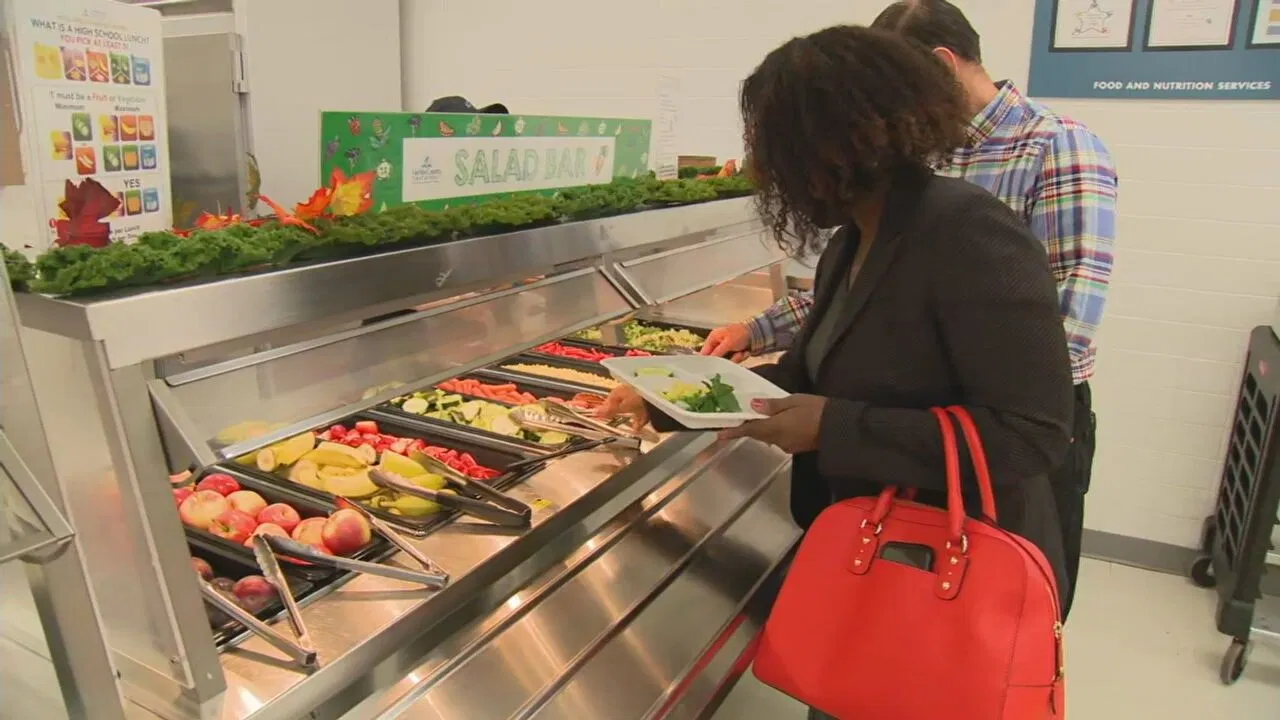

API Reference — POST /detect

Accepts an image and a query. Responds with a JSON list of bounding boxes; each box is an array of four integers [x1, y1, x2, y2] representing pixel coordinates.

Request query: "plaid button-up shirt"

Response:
[[747, 82, 1118, 384]]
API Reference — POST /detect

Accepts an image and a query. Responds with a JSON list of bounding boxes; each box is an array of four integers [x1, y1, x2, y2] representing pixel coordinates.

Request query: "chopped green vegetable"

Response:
[[575, 321, 707, 352], [392, 389, 568, 444], [661, 374, 742, 413]]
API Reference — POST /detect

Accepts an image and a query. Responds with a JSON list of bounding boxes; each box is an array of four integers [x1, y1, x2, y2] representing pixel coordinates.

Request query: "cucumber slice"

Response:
[[401, 397, 429, 414]]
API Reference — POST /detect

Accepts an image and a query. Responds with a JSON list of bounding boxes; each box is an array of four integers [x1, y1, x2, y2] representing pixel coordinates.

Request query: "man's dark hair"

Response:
[[871, 0, 982, 64], [740, 25, 967, 256]]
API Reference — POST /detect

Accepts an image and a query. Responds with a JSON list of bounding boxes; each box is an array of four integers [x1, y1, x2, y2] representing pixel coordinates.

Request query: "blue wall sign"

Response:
[[1029, 0, 1280, 100]]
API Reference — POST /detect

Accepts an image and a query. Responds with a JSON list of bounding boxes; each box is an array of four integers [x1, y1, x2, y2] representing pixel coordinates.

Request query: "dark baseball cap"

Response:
[[426, 96, 509, 114]]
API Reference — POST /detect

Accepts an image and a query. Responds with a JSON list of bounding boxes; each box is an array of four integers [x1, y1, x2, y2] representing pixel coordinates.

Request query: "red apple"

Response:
[[173, 487, 194, 506], [291, 516, 326, 546], [196, 473, 240, 496], [256, 503, 302, 534], [178, 490, 230, 530], [243, 522, 289, 547], [191, 557, 213, 580], [232, 575, 276, 601], [320, 508, 373, 555], [233, 575, 277, 613], [226, 490, 267, 517], [208, 509, 258, 544]]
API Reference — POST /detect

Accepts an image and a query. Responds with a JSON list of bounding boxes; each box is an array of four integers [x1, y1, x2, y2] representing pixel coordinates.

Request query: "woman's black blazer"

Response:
[[667, 166, 1076, 595]]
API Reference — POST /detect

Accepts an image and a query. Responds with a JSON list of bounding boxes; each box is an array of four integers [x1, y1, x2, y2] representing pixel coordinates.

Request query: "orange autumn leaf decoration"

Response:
[[257, 194, 319, 234], [193, 211, 243, 230], [294, 187, 333, 220], [325, 168, 374, 217]]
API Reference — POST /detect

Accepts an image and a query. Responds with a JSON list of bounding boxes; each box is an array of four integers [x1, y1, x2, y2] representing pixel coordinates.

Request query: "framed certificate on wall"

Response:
[[1051, 0, 1138, 50], [1146, 0, 1240, 50]]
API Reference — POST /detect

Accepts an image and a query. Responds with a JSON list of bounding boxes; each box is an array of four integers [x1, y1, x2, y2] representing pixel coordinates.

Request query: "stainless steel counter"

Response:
[[14, 198, 798, 720]]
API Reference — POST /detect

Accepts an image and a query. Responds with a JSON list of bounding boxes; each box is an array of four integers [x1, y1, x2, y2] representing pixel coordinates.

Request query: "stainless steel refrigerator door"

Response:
[[161, 30, 250, 226]]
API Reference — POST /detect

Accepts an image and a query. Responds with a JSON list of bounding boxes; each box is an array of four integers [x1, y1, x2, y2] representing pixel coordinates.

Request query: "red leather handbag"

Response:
[[753, 406, 1065, 719]]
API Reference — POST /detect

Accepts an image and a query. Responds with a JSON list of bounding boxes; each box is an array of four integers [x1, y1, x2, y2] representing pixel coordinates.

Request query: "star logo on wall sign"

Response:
[[1074, 0, 1114, 37]]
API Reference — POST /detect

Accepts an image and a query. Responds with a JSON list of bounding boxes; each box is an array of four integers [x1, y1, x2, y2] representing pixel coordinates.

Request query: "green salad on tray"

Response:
[[658, 374, 742, 414]]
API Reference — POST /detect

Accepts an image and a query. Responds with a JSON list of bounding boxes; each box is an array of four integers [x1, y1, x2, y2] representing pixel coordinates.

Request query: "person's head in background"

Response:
[[426, 96, 509, 114], [871, 0, 998, 116], [740, 26, 967, 256]]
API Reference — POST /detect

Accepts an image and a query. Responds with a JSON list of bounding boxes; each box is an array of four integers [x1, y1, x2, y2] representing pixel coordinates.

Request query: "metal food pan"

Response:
[[188, 536, 317, 651], [527, 338, 651, 365], [183, 467, 395, 581], [468, 369, 611, 404], [377, 387, 571, 455], [435, 372, 605, 404], [237, 414, 541, 535], [484, 354, 621, 393], [569, 319, 711, 352]]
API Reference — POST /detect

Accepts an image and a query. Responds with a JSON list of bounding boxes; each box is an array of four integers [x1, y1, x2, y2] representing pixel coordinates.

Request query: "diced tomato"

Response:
[[354, 420, 379, 434]]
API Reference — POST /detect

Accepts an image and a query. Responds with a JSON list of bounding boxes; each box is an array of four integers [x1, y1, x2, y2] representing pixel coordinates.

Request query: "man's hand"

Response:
[[719, 395, 826, 454], [701, 323, 752, 362], [596, 385, 649, 431]]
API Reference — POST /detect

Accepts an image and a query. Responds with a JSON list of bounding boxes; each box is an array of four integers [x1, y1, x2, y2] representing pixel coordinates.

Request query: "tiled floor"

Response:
[[713, 559, 1280, 719]]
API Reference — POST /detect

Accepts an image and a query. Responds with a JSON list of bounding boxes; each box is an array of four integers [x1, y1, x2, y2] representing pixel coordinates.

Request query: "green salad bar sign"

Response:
[[319, 112, 652, 210]]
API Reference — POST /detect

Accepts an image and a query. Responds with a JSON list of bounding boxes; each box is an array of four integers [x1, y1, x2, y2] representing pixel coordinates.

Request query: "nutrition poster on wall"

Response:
[[1030, 0, 1280, 99], [7, 0, 171, 250], [318, 111, 652, 211]]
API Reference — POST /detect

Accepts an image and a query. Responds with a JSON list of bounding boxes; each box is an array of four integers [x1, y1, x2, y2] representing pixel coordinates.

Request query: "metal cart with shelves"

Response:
[[1190, 325, 1280, 685]]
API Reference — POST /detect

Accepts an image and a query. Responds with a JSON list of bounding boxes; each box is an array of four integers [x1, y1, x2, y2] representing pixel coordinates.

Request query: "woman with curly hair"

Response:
[[603, 22, 1073, 620]]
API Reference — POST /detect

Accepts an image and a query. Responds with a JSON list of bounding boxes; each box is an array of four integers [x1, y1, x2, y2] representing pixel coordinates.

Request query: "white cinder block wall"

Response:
[[401, 0, 1280, 549]]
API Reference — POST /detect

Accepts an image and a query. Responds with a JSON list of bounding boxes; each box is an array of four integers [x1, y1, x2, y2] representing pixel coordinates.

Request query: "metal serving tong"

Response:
[[251, 535, 313, 652], [198, 578, 318, 668], [334, 497, 450, 580], [260, 533, 449, 589], [541, 400, 643, 440], [369, 465, 532, 528]]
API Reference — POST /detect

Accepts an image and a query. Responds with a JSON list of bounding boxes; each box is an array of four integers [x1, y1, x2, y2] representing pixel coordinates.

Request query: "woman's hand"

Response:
[[719, 395, 826, 453], [596, 385, 650, 431]]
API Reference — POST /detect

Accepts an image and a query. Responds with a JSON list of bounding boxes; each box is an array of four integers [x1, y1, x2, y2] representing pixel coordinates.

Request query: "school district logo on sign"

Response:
[[410, 157, 443, 187], [401, 135, 616, 203]]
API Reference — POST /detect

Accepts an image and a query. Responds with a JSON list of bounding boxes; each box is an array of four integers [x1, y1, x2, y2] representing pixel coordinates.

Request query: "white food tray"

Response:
[[599, 355, 789, 429]]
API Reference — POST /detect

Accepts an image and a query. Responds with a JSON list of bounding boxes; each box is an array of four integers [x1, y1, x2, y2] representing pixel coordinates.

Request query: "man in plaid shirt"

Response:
[[704, 0, 1117, 619]]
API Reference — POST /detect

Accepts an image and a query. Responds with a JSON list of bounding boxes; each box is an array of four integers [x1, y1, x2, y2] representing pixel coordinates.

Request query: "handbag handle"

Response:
[[867, 407, 998, 546], [944, 406, 998, 524]]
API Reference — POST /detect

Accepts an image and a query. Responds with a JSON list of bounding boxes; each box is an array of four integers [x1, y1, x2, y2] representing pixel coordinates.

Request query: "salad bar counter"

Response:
[[13, 198, 798, 720]]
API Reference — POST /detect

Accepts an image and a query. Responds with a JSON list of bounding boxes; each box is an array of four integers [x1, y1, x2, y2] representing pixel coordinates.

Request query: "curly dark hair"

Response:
[[741, 25, 968, 255]]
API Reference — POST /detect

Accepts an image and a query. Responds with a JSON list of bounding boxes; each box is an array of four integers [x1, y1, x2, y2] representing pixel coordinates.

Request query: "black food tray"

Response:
[[520, 342, 632, 373], [184, 467, 395, 581], [238, 414, 541, 535], [188, 536, 317, 651], [485, 354, 620, 392], [570, 319, 710, 352], [379, 388, 568, 454], [471, 367, 613, 402], [437, 372, 605, 404]]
